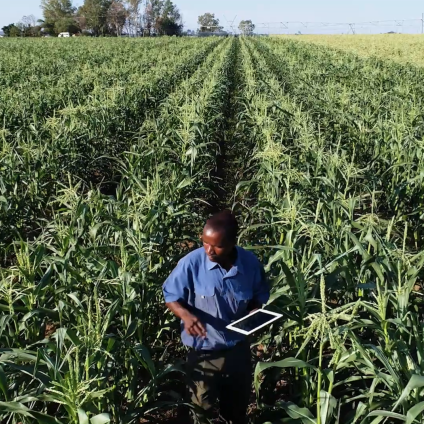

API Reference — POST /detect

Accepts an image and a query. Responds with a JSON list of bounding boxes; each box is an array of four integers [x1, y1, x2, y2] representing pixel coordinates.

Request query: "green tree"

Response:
[[162, 0, 179, 21], [78, 0, 112, 36], [9, 25, 22, 37], [55, 16, 80, 33], [197, 12, 222, 33], [41, 0, 76, 19], [143, 0, 182, 36], [1, 24, 18, 37], [156, 16, 182, 35], [238, 20, 255, 36], [40, 0, 78, 35], [156, 0, 182, 35]]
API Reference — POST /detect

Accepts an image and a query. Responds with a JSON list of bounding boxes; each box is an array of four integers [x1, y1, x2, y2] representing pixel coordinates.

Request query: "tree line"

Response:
[[2, 0, 183, 37], [197, 13, 255, 36], [1, 1, 257, 38]]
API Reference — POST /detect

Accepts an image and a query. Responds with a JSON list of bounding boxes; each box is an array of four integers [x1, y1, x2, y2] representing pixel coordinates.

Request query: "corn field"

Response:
[[284, 34, 424, 67], [1, 35, 424, 424]]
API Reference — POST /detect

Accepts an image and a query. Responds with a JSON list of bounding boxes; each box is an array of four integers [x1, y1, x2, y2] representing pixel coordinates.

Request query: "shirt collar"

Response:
[[206, 256, 219, 270], [234, 248, 245, 274], [205, 247, 244, 274]]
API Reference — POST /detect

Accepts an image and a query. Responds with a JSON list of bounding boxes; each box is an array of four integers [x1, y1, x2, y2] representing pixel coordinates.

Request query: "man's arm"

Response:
[[163, 259, 207, 338], [249, 263, 270, 313]]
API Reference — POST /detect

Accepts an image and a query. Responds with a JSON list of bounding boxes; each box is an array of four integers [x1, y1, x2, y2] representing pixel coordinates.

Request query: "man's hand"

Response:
[[247, 299, 261, 314], [182, 312, 207, 338], [165, 301, 207, 338]]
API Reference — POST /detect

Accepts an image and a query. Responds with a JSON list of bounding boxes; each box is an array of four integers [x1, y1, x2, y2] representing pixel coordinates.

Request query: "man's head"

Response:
[[202, 210, 238, 263]]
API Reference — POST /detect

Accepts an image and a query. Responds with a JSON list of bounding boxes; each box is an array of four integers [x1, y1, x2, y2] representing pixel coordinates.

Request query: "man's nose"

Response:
[[206, 245, 214, 255]]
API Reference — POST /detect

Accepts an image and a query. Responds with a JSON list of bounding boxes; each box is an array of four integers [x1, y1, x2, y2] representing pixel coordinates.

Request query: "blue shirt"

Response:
[[163, 246, 270, 351]]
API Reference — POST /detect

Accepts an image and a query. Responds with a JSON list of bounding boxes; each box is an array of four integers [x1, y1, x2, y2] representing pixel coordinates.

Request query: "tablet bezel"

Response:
[[226, 309, 283, 335]]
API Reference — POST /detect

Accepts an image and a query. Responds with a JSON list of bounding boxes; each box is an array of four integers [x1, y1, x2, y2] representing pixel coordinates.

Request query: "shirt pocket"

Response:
[[233, 287, 253, 315], [194, 284, 217, 315], [232, 280, 253, 302]]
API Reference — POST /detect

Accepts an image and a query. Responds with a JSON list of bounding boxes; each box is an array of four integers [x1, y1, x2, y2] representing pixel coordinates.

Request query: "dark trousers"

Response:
[[187, 341, 252, 424]]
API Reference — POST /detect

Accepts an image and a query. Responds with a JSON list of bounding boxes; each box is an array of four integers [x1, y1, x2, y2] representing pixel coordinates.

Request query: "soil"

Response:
[[45, 322, 57, 339]]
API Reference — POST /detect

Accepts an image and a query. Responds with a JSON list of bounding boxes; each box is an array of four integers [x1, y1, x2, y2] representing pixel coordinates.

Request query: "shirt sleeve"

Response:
[[253, 263, 270, 305], [163, 259, 192, 303]]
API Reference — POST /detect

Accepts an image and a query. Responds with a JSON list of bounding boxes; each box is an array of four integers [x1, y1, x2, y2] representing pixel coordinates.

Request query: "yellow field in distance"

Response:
[[278, 34, 424, 67]]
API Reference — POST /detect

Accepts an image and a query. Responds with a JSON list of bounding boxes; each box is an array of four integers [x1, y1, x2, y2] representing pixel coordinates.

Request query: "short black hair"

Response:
[[205, 210, 238, 243]]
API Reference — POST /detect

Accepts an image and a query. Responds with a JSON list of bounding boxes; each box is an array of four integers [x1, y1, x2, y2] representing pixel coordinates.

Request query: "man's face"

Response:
[[202, 225, 234, 263]]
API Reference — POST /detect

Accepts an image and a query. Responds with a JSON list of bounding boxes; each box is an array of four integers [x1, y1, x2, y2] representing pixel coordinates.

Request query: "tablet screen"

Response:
[[230, 311, 280, 333]]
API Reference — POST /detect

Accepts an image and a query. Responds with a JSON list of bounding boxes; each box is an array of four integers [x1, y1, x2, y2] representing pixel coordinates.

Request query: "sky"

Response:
[[1, 0, 424, 34]]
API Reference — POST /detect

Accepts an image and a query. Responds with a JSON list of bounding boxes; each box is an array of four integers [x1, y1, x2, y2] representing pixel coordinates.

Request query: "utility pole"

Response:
[[224, 15, 237, 35], [230, 16, 237, 35], [422, 13, 423, 34], [280, 22, 289, 34]]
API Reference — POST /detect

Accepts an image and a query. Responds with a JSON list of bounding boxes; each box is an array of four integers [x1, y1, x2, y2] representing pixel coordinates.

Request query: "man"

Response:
[[163, 210, 270, 424]]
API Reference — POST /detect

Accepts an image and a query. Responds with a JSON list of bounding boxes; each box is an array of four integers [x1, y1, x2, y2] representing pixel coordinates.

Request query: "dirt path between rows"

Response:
[[209, 37, 247, 215]]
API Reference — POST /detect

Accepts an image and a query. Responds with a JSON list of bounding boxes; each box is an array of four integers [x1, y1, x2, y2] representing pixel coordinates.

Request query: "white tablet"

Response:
[[226, 309, 283, 335]]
